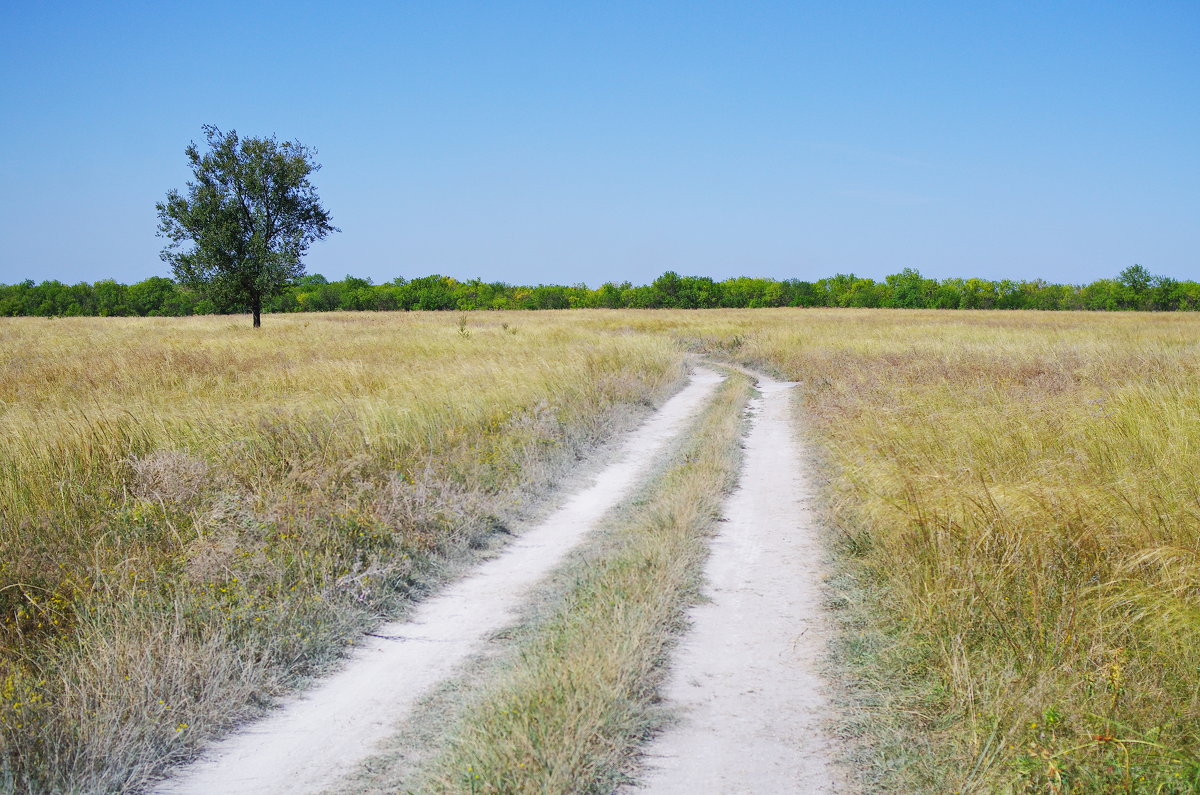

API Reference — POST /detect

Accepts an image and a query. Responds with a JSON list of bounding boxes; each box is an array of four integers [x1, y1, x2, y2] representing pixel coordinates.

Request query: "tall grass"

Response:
[[0, 312, 682, 793], [641, 308, 1200, 792], [7, 307, 1197, 793]]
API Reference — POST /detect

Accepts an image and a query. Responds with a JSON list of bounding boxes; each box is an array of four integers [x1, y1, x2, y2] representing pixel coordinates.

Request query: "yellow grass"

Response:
[[0, 312, 682, 793], [642, 309, 1200, 792], [4, 308, 1198, 793]]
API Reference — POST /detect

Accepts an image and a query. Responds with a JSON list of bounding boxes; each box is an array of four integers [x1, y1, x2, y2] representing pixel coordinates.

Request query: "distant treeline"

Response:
[[1, 266, 1196, 316]]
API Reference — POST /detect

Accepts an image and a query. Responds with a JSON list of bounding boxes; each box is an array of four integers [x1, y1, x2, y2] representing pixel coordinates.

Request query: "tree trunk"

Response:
[[252, 294, 262, 328]]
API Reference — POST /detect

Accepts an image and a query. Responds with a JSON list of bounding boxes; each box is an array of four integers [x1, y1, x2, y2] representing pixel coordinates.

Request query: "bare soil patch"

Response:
[[633, 374, 846, 793]]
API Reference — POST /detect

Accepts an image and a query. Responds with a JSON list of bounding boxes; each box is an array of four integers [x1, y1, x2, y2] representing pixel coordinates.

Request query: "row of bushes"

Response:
[[1, 266, 1195, 316]]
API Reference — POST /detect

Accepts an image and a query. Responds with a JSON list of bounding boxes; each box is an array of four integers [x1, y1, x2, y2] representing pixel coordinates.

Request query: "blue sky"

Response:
[[1, 1, 1196, 287]]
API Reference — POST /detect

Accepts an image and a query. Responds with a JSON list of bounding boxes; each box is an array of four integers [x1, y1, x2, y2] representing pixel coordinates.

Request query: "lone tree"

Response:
[[157, 125, 337, 327]]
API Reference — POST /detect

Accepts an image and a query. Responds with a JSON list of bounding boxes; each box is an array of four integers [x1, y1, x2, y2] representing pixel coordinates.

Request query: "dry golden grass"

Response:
[[633, 308, 1200, 792], [5, 307, 1198, 793], [0, 312, 683, 793]]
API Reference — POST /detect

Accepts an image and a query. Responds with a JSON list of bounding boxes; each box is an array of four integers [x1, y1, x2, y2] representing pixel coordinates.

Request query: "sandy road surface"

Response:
[[152, 367, 724, 795], [634, 374, 844, 794]]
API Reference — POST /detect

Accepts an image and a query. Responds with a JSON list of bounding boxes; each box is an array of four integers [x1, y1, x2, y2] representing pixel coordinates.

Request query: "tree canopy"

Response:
[[4, 267, 1198, 317], [156, 125, 337, 327]]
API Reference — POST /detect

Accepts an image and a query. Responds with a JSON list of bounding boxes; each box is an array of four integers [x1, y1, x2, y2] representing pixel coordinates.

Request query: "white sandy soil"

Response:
[[152, 367, 724, 795], [634, 374, 845, 794]]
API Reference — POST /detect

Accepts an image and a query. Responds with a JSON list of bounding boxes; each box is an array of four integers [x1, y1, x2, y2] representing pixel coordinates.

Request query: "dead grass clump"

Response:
[[128, 450, 210, 506], [374, 470, 489, 552]]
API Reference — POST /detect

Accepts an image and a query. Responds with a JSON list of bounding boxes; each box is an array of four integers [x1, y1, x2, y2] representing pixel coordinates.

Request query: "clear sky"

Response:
[[1, 1, 1196, 287]]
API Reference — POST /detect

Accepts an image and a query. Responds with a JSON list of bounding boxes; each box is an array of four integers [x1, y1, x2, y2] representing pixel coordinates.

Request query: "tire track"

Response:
[[152, 367, 725, 795], [633, 373, 845, 794]]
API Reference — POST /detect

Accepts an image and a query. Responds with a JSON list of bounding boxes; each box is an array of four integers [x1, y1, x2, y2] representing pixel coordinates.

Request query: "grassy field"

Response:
[[0, 312, 682, 793], [3, 308, 1198, 793], [638, 309, 1200, 792]]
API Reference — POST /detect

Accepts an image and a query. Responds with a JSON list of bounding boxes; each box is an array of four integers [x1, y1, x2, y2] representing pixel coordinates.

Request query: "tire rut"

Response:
[[151, 367, 725, 795]]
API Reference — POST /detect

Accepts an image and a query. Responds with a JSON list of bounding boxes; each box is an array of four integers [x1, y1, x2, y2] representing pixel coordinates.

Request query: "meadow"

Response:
[[0, 312, 682, 793], [646, 309, 1200, 792], [2, 308, 1198, 793]]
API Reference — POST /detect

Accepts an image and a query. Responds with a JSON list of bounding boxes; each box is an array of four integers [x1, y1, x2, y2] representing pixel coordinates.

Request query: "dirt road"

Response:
[[152, 367, 725, 795], [153, 365, 845, 794], [633, 374, 845, 793]]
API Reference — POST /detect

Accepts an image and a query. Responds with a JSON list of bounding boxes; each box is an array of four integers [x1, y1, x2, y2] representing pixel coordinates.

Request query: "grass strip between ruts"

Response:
[[412, 369, 754, 794]]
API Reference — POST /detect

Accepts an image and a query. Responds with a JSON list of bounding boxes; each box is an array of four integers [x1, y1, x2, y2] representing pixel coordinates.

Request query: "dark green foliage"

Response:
[[156, 126, 337, 327], [2, 268, 1198, 317]]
